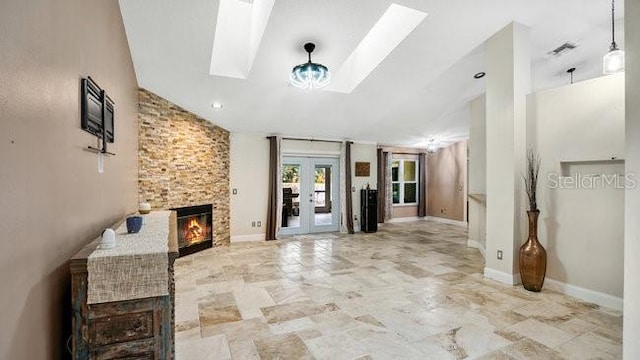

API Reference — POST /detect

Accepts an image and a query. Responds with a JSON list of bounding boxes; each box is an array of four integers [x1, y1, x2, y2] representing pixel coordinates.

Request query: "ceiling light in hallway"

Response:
[[603, 0, 624, 74], [290, 43, 330, 90], [211, 102, 224, 109], [427, 139, 439, 154]]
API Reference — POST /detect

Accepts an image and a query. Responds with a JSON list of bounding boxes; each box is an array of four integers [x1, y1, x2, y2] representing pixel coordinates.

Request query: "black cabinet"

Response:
[[360, 189, 378, 233]]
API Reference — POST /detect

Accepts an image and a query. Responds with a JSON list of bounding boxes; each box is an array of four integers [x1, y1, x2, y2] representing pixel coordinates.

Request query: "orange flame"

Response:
[[183, 218, 204, 245]]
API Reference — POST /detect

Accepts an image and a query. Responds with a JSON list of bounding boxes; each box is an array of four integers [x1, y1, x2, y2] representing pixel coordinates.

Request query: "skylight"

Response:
[[326, 4, 427, 94], [209, 0, 275, 79]]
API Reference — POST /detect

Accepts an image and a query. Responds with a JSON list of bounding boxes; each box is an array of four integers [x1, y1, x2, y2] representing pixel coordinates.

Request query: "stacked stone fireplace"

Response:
[[138, 88, 230, 248]]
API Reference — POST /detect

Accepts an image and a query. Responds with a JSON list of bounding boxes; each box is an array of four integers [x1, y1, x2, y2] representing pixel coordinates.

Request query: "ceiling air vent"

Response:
[[547, 42, 578, 56]]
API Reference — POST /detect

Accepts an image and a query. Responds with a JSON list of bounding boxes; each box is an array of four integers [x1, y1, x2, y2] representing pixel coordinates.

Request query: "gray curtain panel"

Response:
[[418, 152, 427, 217], [377, 148, 386, 223], [345, 141, 354, 234], [266, 136, 278, 240]]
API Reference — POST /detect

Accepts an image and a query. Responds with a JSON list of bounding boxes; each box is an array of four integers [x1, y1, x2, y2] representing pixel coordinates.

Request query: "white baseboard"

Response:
[[483, 268, 623, 311], [387, 216, 423, 223], [467, 239, 486, 258], [484, 267, 521, 286], [543, 278, 623, 311], [426, 216, 468, 227], [386, 216, 467, 227], [230, 233, 265, 243]]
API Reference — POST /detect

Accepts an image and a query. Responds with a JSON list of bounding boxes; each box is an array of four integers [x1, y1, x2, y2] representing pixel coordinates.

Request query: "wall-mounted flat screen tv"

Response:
[[81, 77, 103, 138], [103, 95, 114, 143]]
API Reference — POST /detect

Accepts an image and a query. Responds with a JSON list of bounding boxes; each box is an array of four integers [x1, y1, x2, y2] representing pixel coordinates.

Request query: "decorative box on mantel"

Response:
[[70, 211, 178, 359]]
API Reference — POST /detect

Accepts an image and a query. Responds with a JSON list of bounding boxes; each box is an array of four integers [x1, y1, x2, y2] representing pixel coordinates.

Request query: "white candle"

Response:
[[100, 228, 116, 249]]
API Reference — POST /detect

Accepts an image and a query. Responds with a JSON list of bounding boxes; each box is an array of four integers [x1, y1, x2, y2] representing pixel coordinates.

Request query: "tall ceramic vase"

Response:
[[519, 210, 547, 292]]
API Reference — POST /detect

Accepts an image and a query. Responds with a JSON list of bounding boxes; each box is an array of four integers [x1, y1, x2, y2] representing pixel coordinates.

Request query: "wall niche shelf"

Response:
[[560, 159, 624, 177], [468, 193, 486, 203]]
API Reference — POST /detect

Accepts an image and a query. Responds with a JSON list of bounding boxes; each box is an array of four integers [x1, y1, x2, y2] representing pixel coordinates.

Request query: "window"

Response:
[[392, 159, 418, 205]]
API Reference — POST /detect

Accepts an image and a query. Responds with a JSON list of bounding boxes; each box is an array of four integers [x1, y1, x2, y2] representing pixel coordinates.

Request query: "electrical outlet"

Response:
[[232, 188, 238, 195], [257, 221, 261, 227], [251, 221, 256, 227], [497, 250, 503, 260]]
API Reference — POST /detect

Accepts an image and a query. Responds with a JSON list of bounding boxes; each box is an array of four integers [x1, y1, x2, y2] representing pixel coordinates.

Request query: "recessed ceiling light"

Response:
[[211, 102, 223, 109], [474, 72, 486, 79]]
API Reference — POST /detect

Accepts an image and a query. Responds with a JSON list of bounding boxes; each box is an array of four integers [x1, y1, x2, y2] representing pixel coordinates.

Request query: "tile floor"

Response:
[[285, 213, 334, 229], [174, 220, 623, 359]]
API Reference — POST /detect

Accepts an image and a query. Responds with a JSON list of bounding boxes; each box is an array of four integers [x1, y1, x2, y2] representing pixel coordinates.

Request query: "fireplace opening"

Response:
[[173, 204, 213, 257]]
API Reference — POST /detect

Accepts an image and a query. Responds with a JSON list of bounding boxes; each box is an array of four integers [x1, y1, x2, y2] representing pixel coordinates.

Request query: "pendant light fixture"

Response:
[[602, 0, 624, 74], [290, 42, 330, 90], [567, 67, 576, 84]]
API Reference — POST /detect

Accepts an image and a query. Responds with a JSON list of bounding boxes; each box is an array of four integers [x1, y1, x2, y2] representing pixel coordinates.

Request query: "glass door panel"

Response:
[[310, 158, 340, 233], [280, 157, 340, 235], [314, 165, 331, 226], [280, 158, 308, 235]]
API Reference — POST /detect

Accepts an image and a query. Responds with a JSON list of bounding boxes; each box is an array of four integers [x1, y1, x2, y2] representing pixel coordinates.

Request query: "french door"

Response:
[[280, 157, 340, 235]]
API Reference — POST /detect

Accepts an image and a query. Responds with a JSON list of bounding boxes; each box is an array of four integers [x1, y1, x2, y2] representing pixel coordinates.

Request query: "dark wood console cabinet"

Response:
[[70, 212, 178, 359]]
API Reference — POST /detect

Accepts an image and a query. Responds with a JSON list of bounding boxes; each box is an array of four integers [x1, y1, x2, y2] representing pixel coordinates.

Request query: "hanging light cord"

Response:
[[611, 0, 617, 50]]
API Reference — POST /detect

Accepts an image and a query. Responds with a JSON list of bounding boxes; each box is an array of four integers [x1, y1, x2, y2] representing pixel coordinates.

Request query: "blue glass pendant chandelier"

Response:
[[290, 42, 330, 89]]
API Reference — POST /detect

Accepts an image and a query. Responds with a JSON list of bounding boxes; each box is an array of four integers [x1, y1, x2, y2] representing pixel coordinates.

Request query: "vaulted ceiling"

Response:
[[119, 0, 624, 147]]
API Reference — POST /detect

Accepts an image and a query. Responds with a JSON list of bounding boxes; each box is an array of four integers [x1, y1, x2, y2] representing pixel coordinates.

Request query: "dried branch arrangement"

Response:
[[523, 149, 541, 211]]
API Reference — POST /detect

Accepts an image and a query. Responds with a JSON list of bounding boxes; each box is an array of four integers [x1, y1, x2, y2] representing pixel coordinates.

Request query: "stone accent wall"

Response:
[[138, 88, 230, 246]]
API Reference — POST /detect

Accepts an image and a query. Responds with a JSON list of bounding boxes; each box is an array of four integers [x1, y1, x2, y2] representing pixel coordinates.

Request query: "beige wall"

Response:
[[427, 141, 468, 221], [282, 139, 341, 156], [625, 0, 640, 354], [0, 0, 138, 358], [230, 133, 270, 240], [230, 138, 378, 237], [351, 143, 377, 230], [528, 74, 625, 299]]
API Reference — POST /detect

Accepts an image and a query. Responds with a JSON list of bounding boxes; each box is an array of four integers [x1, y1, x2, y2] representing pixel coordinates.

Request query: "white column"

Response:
[[484, 22, 531, 284], [625, 0, 640, 357]]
